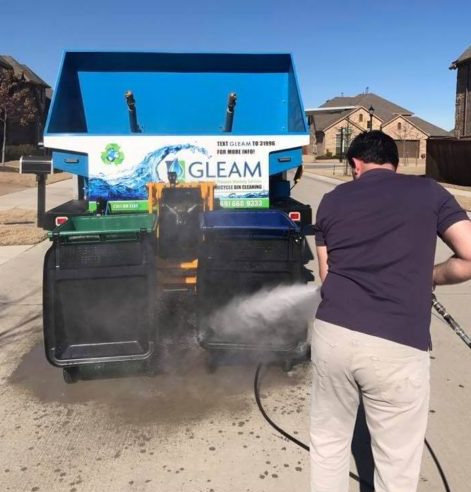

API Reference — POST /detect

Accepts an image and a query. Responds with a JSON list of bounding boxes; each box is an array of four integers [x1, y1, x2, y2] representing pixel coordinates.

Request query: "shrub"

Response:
[[5, 144, 43, 161], [316, 151, 337, 160]]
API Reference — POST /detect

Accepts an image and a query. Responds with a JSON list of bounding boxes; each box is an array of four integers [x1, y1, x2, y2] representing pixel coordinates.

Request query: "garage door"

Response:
[[394, 140, 420, 159]]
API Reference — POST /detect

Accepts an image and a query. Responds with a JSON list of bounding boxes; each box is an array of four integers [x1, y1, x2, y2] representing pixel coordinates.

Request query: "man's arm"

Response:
[[434, 220, 471, 285], [316, 245, 328, 283]]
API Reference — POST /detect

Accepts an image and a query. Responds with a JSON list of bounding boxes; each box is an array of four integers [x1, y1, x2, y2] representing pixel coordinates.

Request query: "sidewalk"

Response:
[[0, 177, 74, 211], [0, 179, 74, 263]]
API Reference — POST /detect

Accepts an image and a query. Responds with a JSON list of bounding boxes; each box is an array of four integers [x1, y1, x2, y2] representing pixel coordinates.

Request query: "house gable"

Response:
[[323, 106, 383, 133], [382, 115, 428, 139]]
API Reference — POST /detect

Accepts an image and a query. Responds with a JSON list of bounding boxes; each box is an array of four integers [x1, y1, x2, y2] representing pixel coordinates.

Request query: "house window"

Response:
[[397, 122, 402, 131], [335, 133, 342, 155], [359, 114, 363, 123]]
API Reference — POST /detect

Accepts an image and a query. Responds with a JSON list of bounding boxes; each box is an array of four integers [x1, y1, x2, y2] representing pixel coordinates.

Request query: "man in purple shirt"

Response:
[[311, 131, 471, 492]]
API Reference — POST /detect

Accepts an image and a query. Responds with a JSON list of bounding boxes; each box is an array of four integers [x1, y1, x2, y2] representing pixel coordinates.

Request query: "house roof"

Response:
[[383, 114, 450, 138], [450, 45, 471, 69], [0, 55, 49, 87], [0, 57, 11, 70], [307, 106, 377, 134], [307, 108, 354, 132], [320, 92, 412, 122], [307, 92, 448, 137], [405, 116, 451, 137]]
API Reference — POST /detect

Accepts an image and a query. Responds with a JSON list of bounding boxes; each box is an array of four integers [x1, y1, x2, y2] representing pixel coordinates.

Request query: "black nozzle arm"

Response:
[[125, 90, 142, 133], [223, 92, 237, 133], [294, 165, 304, 184]]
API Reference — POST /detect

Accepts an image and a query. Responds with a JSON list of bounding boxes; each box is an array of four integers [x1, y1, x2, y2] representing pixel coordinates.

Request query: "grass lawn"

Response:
[[0, 161, 70, 245], [0, 208, 47, 245]]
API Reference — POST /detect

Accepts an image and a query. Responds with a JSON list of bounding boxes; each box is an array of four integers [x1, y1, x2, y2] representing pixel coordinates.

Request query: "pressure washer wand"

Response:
[[432, 293, 471, 348]]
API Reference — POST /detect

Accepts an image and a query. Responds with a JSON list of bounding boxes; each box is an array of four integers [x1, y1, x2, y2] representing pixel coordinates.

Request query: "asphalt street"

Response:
[[0, 175, 470, 491]]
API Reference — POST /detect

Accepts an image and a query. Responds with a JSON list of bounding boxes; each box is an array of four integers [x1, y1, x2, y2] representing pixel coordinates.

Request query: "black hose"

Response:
[[254, 364, 309, 451], [254, 363, 451, 492], [424, 439, 451, 492], [254, 364, 374, 490]]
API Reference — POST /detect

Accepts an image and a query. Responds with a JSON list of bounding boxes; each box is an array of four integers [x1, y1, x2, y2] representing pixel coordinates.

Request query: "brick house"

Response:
[[0, 55, 50, 147], [306, 93, 449, 161], [450, 45, 471, 138], [425, 44, 471, 186]]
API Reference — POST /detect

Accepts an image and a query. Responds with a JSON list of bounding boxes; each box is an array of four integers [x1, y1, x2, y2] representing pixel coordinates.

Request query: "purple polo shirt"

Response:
[[314, 169, 468, 350]]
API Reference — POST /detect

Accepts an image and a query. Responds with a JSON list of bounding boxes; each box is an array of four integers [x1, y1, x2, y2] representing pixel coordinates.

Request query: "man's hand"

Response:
[[434, 257, 471, 285], [316, 245, 328, 283], [434, 220, 471, 285]]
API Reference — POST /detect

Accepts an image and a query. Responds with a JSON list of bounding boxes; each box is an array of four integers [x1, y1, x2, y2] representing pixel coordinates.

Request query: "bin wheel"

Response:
[[63, 367, 80, 384], [144, 359, 157, 377], [206, 354, 218, 374], [282, 360, 293, 373]]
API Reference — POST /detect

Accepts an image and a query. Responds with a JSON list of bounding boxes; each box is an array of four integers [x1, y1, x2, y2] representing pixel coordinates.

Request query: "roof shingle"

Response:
[[405, 116, 451, 137], [307, 109, 354, 132], [450, 45, 471, 69], [306, 92, 448, 136], [320, 92, 411, 123], [0, 55, 49, 87]]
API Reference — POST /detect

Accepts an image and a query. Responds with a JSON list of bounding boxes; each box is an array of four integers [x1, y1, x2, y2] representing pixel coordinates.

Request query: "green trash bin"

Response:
[[43, 214, 158, 382]]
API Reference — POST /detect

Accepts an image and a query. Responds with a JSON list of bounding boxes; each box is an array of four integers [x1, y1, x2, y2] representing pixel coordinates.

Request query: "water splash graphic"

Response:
[[87, 144, 210, 200]]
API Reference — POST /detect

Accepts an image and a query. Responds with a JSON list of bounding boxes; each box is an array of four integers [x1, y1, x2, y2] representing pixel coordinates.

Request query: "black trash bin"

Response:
[[196, 210, 310, 368], [43, 214, 157, 381]]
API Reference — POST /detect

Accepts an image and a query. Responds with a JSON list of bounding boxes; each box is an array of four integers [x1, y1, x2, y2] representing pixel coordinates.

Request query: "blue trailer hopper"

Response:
[[44, 51, 309, 179]]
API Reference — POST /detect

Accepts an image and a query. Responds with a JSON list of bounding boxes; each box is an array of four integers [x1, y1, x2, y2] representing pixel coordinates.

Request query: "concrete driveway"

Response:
[[0, 175, 470, 491]]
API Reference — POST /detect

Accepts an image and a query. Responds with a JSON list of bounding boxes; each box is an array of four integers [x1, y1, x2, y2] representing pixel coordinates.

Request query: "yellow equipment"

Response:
[[147, 181, 216, 290]]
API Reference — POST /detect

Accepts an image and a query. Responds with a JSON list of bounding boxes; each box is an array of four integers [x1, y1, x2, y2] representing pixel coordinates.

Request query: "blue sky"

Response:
[[2, 0, 470, 130]]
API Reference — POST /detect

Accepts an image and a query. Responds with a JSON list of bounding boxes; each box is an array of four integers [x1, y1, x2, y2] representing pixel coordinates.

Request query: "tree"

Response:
[[0, 68, 38, 164]]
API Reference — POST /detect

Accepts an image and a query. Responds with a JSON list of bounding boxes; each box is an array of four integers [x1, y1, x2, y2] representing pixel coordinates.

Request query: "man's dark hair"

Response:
[[346, 131, 399, 168]]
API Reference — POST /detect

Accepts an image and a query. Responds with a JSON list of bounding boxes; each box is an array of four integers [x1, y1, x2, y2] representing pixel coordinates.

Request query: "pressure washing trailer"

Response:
[[29, 51, 313, 383]]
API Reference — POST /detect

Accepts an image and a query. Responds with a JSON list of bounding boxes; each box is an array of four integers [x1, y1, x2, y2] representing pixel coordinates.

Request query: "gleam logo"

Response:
[[152, 148, 201, 182], [188, 160, 261, 179], [165, 158, 186, 181]]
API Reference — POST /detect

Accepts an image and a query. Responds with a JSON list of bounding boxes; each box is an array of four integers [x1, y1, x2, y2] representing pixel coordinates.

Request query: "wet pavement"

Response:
[[0, 236, 311, 492]]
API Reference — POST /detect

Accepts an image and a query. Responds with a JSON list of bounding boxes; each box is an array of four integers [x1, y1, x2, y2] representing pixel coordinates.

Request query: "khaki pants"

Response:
[[310, 320, 430, 492]]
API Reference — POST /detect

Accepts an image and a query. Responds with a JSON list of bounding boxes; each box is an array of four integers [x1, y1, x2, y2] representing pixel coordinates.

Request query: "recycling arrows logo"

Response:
[[101, 143, 125, 165]]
